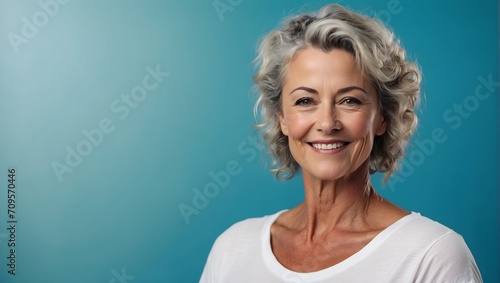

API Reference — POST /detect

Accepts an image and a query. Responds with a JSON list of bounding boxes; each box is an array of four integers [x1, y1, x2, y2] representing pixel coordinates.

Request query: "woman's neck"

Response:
[[295, 165, 376, 242]]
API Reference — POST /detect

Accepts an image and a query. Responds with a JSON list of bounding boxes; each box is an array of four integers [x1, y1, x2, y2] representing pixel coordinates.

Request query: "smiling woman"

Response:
[[200, 4, 482, 283]]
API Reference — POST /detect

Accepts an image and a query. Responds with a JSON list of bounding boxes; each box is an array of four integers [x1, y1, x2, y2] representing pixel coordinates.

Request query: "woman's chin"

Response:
[[303, 168, 349, 182]]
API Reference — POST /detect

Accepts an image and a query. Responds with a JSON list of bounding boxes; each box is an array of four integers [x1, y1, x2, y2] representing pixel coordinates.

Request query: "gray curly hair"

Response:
[[253, 4, 421, 181]]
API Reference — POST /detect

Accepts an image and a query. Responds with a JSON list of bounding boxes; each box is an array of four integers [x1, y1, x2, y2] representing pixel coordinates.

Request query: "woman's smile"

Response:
[[308, 140, 349, 153]]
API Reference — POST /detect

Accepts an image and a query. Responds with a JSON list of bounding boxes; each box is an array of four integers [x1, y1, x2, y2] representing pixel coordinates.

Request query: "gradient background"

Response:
[[0, 0, 498, 282]]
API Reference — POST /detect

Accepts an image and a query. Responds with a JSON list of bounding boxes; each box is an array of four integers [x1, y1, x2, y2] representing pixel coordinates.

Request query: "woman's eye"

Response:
[[341, 97, 362, 105], [295, 98, 313, 106]]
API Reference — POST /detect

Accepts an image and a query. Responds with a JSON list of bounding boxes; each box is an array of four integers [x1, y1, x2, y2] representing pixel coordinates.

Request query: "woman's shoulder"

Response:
[[200, 210, 288, 282], [402, 213, 483, 282], [370, 212, 482, 282], [400, 212, 459, 237], [212, 210, 286, 249], [381, 212, 461, 246], [373, 212, 473, 260], [402, 213, 475, 256]]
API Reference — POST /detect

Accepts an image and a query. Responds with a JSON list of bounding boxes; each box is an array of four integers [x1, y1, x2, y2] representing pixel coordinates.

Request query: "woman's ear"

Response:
[[279, 112, 289, 136], [375, 116, 387, 136]]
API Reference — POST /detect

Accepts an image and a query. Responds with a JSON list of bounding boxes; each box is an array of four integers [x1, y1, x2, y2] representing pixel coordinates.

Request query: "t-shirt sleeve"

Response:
[[415, 231, 482, 283], [199, 236, 222, 283], [198, 217, 267, 283], [198, 220, 249, 283]]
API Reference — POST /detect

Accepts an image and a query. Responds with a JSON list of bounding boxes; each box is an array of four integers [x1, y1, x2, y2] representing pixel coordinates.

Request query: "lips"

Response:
[[309, 142, 349, 150]]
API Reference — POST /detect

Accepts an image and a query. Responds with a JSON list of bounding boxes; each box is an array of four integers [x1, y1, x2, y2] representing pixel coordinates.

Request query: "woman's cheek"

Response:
[[287, 113, 313, 138], [345, 113, 373, 137]]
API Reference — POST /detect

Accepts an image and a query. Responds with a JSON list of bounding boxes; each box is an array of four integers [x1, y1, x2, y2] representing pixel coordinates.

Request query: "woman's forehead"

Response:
[[283, 48, 374, 94]]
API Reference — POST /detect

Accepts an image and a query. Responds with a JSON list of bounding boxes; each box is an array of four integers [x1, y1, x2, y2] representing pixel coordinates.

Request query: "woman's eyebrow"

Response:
[[290, 86, 368, 96], [289, 86, 318, 95], [336, 86, 368, 94]]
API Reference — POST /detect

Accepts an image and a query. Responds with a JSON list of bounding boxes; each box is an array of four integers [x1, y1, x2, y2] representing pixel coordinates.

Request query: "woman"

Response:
[[200, 4, 481, 282]]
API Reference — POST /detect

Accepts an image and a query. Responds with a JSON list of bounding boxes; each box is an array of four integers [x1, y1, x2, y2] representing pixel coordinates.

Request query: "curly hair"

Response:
[[253, 4, 421, 182]]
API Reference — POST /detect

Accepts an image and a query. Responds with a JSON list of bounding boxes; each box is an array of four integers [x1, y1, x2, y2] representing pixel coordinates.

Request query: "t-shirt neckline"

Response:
[[261, 210, 421, 281]]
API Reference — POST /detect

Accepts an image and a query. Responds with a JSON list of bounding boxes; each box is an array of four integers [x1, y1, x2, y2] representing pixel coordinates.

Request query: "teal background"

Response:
[[0, 0, 498, 282]]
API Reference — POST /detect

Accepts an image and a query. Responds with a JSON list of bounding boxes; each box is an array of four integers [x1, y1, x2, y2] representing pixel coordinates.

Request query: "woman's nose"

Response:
[[317, 103, 341, 133]]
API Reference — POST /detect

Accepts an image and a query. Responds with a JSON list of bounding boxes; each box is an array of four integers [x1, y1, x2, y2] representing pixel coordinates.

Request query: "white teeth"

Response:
[[312, 142, 346, 150]]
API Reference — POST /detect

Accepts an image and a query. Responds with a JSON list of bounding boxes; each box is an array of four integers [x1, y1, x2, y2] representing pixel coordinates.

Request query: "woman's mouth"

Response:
[[309, 142, 348, 150]]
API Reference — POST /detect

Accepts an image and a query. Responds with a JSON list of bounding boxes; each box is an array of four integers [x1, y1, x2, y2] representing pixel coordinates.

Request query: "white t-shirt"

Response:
[[200, 211, 482, 283]]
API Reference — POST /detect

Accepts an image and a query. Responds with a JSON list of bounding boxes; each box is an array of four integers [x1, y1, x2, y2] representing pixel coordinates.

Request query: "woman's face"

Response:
[[280, 48, 386, 181]]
